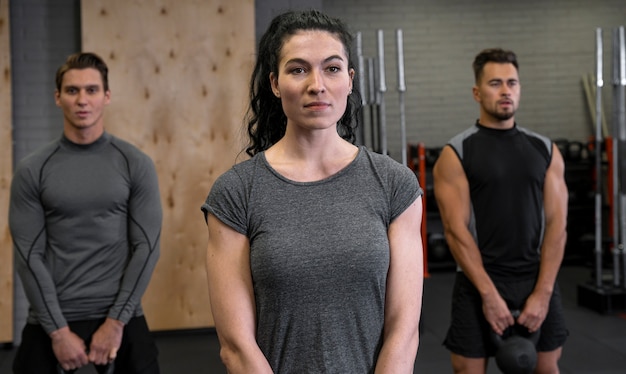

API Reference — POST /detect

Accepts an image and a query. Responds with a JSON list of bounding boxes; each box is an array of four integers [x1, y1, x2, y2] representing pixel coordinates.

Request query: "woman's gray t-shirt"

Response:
[[202, 146, 422, 373]]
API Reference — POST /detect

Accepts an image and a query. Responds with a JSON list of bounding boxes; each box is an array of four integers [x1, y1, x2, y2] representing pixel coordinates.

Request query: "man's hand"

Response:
[[518, 291, 550, 333], [88, 317, 124, 365], [50, 326, 89, 371], [482, 292, 515, 336]]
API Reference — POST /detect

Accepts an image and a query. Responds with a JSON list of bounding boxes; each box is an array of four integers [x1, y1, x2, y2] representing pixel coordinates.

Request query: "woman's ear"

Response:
[[270, 72, 280, 98], [349, 68, 355, 94]]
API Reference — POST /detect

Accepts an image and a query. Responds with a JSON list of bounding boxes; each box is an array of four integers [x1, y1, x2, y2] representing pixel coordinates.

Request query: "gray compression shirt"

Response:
[[9, 132, 162, 334]]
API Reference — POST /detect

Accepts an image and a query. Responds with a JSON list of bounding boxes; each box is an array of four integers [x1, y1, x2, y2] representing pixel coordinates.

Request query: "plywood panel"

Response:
[[82, 0, 254, 330], [0, 0, 13, 343]]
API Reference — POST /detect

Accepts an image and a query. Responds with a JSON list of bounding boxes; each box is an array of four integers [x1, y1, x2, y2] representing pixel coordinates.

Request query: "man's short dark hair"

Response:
[[472, 48, 518, 83], [55, 52, 109, 92]]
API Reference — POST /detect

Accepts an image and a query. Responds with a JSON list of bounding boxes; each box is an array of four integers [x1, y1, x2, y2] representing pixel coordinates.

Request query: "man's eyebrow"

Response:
[[487, 78, 518, 83], [63, 84, 100, 90]]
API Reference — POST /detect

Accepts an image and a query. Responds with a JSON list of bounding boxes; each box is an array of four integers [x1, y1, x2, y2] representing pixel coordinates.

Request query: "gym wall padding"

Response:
[[81, 0, 255, 330], [0, 0, 13, 343]]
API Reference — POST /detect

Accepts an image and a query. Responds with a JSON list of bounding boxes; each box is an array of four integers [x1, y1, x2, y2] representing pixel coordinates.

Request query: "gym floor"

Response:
[[1, 264, 626, 373]]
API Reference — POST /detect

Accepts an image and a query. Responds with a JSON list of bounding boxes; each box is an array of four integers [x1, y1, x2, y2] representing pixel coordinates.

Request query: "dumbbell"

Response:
[[490, 310, 540, 374], [57, 361, 115, 374]]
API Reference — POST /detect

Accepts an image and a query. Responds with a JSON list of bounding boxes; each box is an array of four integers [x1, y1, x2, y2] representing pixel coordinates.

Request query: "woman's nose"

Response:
[[308, 70, 326, 93]]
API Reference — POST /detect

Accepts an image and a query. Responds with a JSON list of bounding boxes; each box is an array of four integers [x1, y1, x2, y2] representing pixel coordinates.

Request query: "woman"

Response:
[[202, 9, 424, 373]]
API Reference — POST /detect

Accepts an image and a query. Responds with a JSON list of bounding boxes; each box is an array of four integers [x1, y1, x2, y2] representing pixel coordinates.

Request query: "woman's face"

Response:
[[270, 30, 354, 133]]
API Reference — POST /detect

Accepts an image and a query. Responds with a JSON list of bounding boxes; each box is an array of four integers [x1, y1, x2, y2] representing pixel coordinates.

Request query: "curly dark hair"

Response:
[[245, 9, 362, 157], [472, 48, 519, 83]]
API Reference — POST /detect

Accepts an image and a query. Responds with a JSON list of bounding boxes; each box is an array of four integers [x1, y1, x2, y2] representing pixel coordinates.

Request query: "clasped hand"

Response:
[[52, 318, 124, 371]]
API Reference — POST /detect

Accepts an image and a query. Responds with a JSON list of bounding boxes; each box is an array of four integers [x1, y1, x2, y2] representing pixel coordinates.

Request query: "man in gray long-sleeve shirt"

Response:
[[9, 52, 162, 374]]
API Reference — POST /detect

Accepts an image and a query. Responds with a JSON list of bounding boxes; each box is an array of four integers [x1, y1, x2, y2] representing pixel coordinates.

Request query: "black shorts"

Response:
[[13, 315, 160, 374], [443, 272, 568, 358]]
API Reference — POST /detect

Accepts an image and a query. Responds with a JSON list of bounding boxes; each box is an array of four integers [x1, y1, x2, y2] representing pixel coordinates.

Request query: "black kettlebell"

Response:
[[57, 361, 115, 374], [490, 310, 540, 374]]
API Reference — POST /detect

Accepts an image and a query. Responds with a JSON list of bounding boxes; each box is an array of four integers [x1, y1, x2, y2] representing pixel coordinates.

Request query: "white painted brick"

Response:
[[324, 0, 626, 160]]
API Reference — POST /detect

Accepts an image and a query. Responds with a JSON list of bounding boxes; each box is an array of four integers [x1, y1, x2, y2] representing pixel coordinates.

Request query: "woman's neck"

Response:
[[265, 136, 358, 182]]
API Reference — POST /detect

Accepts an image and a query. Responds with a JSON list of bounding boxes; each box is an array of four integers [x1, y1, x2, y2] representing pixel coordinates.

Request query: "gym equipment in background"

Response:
[[376, 29, 388, 156], [396, 28, 407, 166], [355, 28, 408, 159], [578, 25, 626, 314]]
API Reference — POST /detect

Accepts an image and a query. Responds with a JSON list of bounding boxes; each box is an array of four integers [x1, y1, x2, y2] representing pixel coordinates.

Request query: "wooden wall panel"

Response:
[[81, 0, 254, 330], [0, 0, 13, 343]]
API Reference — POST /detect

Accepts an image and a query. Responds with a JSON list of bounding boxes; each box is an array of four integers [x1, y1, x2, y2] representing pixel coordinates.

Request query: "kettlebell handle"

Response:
[[491, 309, 521, 347], [490, 309, 540, 348]]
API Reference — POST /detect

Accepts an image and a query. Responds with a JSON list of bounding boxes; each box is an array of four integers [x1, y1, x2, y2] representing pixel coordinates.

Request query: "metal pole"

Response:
[[367, 57, 378, 152], [616, 26, 626, 287], [612, 28, 621, 287], [396, 29, 407, 166], [377, 29, 387, 156], [595, 28, 605, 289], [355, 32, 366, 147]]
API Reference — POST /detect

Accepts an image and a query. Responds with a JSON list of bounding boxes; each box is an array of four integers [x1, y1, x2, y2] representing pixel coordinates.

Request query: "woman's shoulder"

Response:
[[213, 153, 264, 187], [360, 147, 412, 174]]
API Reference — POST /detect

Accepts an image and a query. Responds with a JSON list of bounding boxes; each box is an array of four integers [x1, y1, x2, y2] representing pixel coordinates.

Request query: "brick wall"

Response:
[[323, 0, 626, 160], [14, 0, 623, 164]]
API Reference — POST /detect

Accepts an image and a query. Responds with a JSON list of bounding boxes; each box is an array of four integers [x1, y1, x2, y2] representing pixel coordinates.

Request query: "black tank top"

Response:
[[448, 122, 552, 280]]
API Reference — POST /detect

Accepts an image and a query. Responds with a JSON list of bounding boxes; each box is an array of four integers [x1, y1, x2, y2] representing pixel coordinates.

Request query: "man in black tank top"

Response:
[[434, 48, 568, 374]]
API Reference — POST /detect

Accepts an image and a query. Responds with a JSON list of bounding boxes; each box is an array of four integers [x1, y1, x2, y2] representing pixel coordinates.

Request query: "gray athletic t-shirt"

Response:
[[202, 146, 422, 373]]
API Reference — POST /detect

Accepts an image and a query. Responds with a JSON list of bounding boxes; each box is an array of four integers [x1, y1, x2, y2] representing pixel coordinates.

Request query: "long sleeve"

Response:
[[108, 153, 162, 324], [10, 159, 68, 334]]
